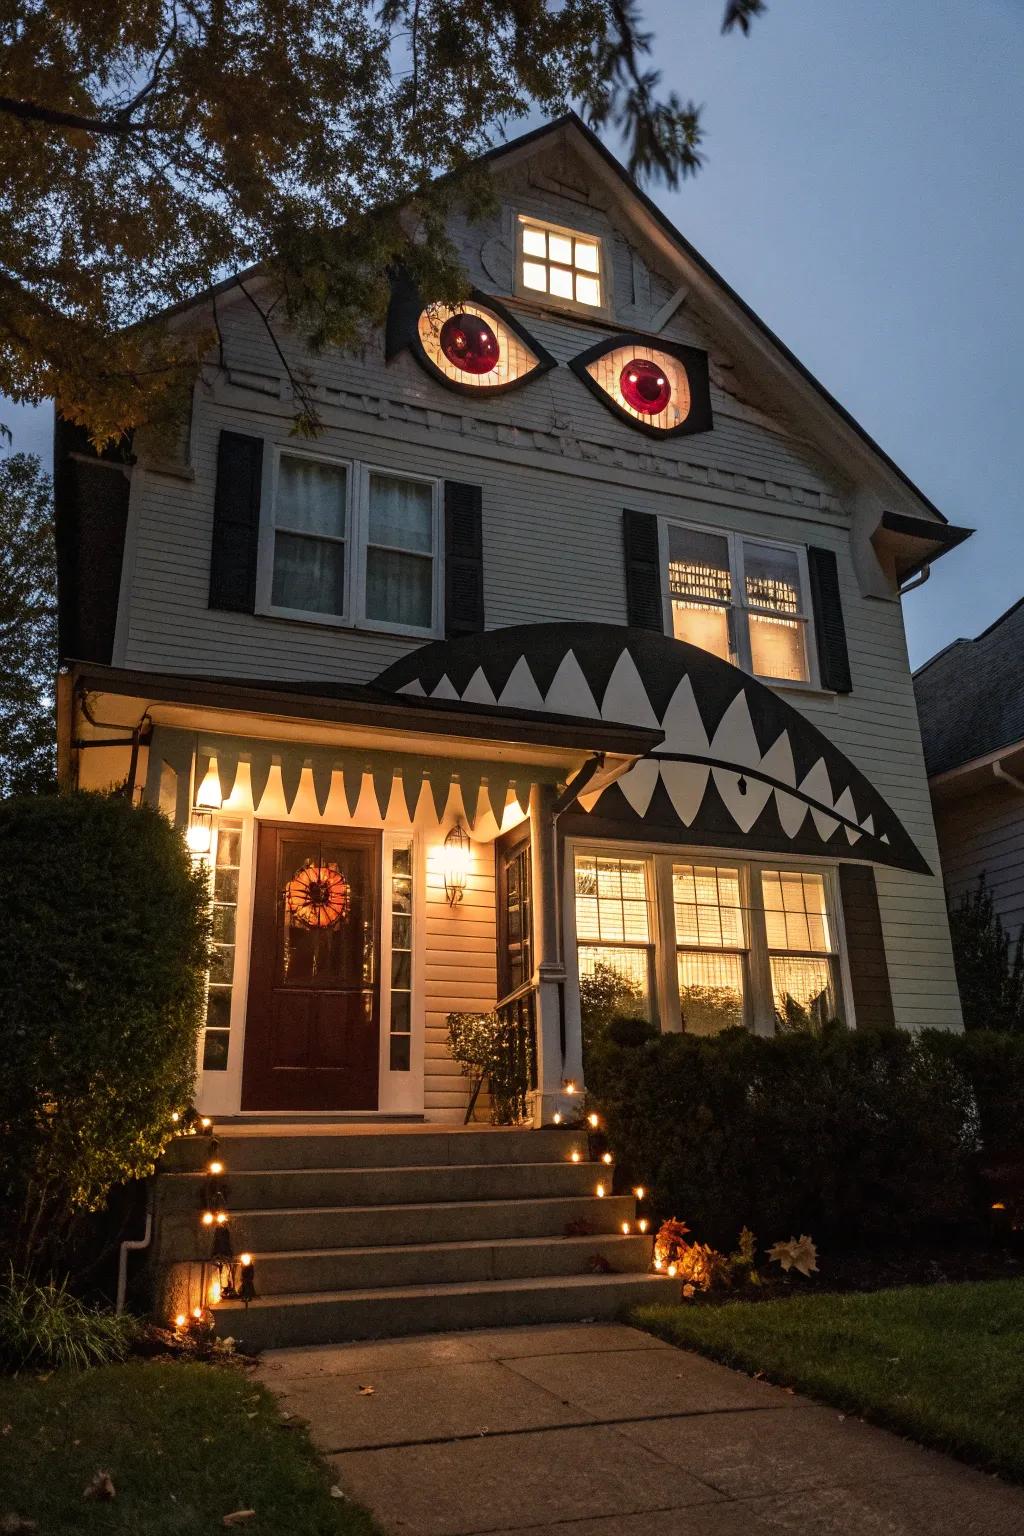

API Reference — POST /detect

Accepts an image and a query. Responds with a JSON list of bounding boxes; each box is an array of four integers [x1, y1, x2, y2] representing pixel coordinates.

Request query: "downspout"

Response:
[[899, 563, 932, 597], [116, 1194, 153, 1315]]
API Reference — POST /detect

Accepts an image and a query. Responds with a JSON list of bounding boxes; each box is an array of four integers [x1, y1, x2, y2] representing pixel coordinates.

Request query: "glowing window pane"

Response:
[[549, 265, 573, 299], [574, 239, 600, 272], [521, 226, 547, 258], [761, 871, 832, 953], [771, 956, 835, 1027], [522, 260, 547, 292], [578, 944, 651, 1016], [749, 613, 808, 682], [548, 232, 573, 265], [575, 854, 650, 944], [678, 951, 745, 1035], [575, 274, 601, 306], [673, 864, 745, 951], [671, 602, 731, 662], [745, 543, 802, 614], [668, 525, 731, 602]]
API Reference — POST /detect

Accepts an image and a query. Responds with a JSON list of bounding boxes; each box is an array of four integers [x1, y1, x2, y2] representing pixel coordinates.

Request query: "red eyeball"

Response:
[[440, 313, 500, 375], [620, 358, 671, 415]]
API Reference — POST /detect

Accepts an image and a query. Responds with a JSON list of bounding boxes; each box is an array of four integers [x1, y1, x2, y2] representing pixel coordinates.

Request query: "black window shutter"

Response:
[[623, 509, 664, 631], [444, 481, 485, 638], [209, 431, 263, 613], [838, 864, 895, 1031], [807, 546, 852, 692]]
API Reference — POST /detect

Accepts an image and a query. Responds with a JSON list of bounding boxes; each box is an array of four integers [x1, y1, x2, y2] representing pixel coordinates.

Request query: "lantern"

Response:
[[443, 822, 471, 907]]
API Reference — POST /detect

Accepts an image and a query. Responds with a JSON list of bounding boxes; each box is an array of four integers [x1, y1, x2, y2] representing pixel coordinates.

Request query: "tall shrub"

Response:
[[588, 1025, 979, 1248], [0, 791, 209, 1272], [948, 877, 1024, 1033]]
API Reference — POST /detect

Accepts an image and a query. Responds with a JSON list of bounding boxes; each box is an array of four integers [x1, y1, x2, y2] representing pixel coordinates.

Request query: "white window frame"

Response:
[[657, 515, 820, 690], [257, 444, 443, 639], [567, 839, 854, 1040], [573, 850, 660, 1025], [514, 214, 610, 318]]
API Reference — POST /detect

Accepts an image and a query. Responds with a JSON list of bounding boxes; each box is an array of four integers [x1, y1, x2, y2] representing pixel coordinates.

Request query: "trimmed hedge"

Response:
[[588, 1024, 1024, 1248]]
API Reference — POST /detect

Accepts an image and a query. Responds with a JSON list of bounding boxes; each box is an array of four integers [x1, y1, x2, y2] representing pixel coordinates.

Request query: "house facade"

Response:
[[916, 599, 1024, 939], [58, 114, 970, 1135]]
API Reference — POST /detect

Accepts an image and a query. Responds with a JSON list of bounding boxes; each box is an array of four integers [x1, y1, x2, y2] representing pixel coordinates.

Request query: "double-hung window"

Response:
[[662, 520, 814, 685], [573, 848, 845, 1035], [264, 452, 440, 636]]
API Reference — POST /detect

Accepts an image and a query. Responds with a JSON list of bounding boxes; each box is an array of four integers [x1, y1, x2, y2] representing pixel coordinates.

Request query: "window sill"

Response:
[[256, 604, 441, 644]]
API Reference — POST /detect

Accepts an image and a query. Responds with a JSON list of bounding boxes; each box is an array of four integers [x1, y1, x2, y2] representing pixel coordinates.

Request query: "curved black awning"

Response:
[[376, 623, 931, 876]]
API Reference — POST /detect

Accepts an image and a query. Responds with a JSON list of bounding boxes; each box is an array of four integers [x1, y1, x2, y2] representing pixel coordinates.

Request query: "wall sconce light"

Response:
[[443, 821, 471, 907], [194, 758, 224, 810], [186, 810, 213, 855]]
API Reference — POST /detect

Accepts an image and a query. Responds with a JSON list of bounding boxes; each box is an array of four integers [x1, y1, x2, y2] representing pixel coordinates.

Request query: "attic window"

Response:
[[518, 218, 604, 310]]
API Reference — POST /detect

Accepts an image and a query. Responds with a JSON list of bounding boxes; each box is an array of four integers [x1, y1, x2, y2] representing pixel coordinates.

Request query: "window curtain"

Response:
[[366, 474, 433, 626]]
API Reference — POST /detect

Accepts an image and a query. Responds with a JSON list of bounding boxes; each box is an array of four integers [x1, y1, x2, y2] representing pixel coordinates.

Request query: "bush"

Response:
[[0, 791, 210, 1272], [447, 1010, 534, 1125], [948, 877, 1024, 1033], [580, 961, 646, 1064], [0, 1264, 138, 1371], [588, 1024, 984, 1249], [923, 1028, 1024, 1165]]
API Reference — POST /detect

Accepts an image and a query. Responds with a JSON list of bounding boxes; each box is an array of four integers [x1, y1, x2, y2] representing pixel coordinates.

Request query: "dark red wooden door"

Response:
[[241, 824, 381, 1111]]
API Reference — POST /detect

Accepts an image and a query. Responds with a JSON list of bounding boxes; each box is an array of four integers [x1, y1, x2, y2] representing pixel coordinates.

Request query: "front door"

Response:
[[241, 824, 381, 1110]]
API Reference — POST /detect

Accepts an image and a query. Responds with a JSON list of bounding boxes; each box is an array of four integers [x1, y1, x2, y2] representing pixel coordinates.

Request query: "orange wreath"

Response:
[[285, 860, 351, 929]]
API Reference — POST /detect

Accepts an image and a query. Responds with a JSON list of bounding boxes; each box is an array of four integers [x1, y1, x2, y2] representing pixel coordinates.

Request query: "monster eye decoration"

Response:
[[386, 278, 555, 396], [569, 333, 713, 439]]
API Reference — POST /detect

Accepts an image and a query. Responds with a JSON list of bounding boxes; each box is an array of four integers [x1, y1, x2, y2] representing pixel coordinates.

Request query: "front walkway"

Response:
[[255, 1321, 1024, 1535]]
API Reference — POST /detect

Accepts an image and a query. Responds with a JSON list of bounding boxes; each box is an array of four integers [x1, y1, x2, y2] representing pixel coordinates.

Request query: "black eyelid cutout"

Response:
[[568, 331, 714, 438], [385, 274, 557, 395]]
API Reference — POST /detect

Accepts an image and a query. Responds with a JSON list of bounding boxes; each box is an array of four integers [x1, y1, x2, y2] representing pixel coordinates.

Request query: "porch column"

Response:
[[529, 781, 567, 1125]]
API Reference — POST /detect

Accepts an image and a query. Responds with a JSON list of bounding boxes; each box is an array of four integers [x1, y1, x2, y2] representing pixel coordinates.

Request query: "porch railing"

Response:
[[463, 982, 538, 1125]]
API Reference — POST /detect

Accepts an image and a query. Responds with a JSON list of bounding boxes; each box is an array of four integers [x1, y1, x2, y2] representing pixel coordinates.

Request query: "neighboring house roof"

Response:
[[914, 597, 1024, 777]]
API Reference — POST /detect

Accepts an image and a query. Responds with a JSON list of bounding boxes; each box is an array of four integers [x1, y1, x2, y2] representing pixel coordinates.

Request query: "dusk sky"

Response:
[[6, 0, 1020, 669]]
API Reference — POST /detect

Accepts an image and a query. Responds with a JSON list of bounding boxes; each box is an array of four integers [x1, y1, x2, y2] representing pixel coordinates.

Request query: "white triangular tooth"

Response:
[[860, 813, 875, 838], [880, 832, 890, 845], [497, 656, 546, 711], [760, 731, 805, 838], [660, 760, 709, 825], [398, 678, 426, 696], [775, 790, 808, 838], [544, 650, 601, 718], [430, 674, 459, 701], [461, 667, 497, 706], [659, 675, 709, 753], [800, 758, 839, 840], [617, 760, 660, 818], [601, 650, 660, 728], [844, 826, 862, 845], [833, 787, 861, 844], [710, 692, 772, 833]]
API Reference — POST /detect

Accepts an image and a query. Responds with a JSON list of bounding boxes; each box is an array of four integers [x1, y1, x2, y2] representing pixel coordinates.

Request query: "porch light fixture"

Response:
[[195, 759, 224, 809], [443, 820, 471, 907], [186, 810, 213, 856]]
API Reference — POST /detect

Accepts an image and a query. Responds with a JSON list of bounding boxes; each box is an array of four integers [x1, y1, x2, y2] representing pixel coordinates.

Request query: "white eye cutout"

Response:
[[570, 333, 713, 439], [400, 293, 555, 396]]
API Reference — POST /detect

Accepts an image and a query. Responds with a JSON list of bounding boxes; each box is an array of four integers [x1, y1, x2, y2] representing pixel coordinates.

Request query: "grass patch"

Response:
[[634, 1278, 1024, 1483], [0, 1361, 380, 1534]]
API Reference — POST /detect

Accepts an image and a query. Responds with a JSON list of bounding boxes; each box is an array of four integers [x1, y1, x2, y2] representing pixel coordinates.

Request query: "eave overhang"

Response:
[[873, 511, 973, 585]]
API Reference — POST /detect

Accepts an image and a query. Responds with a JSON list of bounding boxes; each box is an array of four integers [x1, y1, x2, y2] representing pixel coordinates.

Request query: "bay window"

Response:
[[262, 451, 440, 635], [662, 519, 813, 685], [573, 847, 845, 1034]]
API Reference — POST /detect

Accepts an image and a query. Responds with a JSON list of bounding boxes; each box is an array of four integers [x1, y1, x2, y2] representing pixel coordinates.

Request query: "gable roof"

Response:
[[914, 597, 1024, 777]]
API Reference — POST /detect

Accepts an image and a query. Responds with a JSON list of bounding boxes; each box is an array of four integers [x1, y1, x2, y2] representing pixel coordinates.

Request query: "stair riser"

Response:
[[154, 1195, 637, 1260], [214, 1275, 672, 1349], [238, 1235, 653, 1295], [160, 1161, 602, 1211], [162, 1128, 584, 1173]]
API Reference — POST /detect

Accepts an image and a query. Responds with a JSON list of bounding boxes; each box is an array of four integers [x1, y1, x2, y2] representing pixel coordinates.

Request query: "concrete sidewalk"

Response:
[[256, 1321, 1024, 1535]]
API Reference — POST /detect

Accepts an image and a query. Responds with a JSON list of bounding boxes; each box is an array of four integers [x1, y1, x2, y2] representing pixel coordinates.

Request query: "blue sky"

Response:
[[5, 0, 1020, 668]]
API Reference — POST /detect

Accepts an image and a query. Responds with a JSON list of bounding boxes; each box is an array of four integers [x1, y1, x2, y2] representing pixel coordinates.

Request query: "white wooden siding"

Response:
[[424, 844, 497, 1122]]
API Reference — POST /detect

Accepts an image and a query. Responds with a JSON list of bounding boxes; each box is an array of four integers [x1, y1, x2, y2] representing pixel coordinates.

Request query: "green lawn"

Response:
[[634, 1278, 1024, 1482], [0, 1361, 379, 1535]]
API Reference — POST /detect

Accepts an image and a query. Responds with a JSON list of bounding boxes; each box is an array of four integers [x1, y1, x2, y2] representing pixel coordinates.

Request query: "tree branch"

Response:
[[0, 95, 151, 136]]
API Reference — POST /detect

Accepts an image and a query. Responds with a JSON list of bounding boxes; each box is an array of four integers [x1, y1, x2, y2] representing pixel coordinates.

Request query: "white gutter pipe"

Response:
[[116, 1207, 153, 1315], [900, 563, 932, 596]]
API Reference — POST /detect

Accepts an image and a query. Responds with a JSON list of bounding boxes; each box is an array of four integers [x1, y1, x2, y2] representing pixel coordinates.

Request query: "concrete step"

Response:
[[159, 1160, 603, 1212], [161, 1126, 584, 1173], [214, 1271, 673, 1349], [156, 1193, 636, 1260], [244, 1232, 654, 1295]]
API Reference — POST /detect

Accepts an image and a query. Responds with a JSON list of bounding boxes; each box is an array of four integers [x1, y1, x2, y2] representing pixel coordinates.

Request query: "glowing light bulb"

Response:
[[633, 1186, 646, 1202], [201, 1211, 214, 1227], [638, 1218, 649, 1234], [653, 1259, 663, 1271], [564, 1081, 577, 1095], [201, 1117, 212, 1129], [191, 1306, 203, 1320], [240, 1253, 252, 1267], [208, 1160, 224, 1175], [601, 1152, 612, 1165], [992, 1201, 1007, 1210], [553, 1112, 562, 1125], [595, 1183, 606, 1198], [215, 1211, 227, 1225], [174, 1313, 187, 1328], [171, 1112, 180, 1123], [571, 1151, 581, 1163], [667, 1262, 678, 1279], [588, 1113, 599, 1129], [621, 1222, 631, 1235]]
